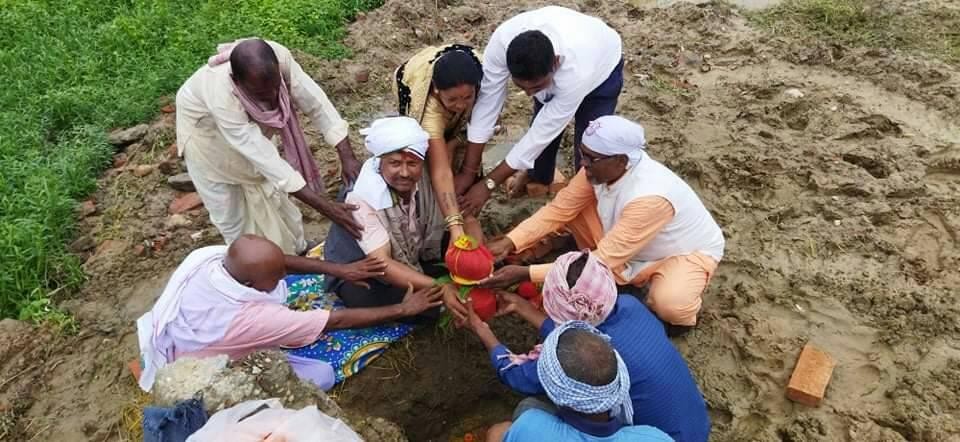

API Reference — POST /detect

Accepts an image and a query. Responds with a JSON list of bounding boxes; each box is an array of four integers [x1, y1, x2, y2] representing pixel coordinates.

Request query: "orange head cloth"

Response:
[[444, 235, 494, 285]]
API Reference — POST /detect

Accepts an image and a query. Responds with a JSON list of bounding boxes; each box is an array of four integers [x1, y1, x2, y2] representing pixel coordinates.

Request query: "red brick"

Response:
[[169, 192, 203, 214], [127, 359, 142, 381], [786, 343, 835, 407]]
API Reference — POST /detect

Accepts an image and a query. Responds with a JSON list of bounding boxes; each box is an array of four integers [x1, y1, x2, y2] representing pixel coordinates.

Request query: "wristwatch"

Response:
[[484, 178, 497, 191]]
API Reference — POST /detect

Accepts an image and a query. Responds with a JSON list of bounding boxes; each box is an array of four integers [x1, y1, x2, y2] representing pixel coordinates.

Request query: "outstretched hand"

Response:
[[495, 290, 532, 317], [459, 181, 492, 217], [399, 284, 444, 317], [486, 237, 517, 263], [462, 300, 492, 335], [335, 257, 386, 289], [479, 265, 529, 289], [440, 283, 468, 324], [322, 201, 363, 239]]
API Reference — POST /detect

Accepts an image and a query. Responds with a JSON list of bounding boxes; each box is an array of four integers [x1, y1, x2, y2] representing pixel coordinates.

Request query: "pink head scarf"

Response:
[[496, 251, 618, 371], [542, 251, 618, 326], [210, 39, 323, 192]]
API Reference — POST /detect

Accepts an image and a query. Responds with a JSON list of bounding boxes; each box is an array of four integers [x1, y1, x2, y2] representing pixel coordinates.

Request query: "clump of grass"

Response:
[[0, 0, 383, 321], [751, 0, 960, 65]]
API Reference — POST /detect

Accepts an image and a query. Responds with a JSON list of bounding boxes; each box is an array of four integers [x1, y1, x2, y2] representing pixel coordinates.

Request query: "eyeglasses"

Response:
[[580, 149, 617, 167]]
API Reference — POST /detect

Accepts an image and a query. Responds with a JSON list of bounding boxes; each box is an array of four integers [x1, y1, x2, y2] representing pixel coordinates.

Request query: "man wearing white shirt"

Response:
[[459, 6, 624, 214]]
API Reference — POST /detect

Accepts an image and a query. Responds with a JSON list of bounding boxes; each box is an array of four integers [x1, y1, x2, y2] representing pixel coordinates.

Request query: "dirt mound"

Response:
[[3, 0, 960, 440]]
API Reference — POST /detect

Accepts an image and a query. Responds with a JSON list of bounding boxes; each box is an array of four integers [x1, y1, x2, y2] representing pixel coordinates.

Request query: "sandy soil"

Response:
[[1, 0, 959, 440]]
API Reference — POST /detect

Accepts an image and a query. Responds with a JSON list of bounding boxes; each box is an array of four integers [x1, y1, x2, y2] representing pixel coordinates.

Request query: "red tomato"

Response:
[[516, 281, 540, 301], [470, 287, 498, 322]]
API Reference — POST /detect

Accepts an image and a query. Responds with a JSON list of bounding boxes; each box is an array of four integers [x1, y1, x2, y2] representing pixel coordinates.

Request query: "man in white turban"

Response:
[[323, 117, 467, 318], [481, 115, 725, 334]]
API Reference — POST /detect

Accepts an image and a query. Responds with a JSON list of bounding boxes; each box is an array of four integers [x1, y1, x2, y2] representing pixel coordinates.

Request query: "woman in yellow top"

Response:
[[394, 44, 485, 242]]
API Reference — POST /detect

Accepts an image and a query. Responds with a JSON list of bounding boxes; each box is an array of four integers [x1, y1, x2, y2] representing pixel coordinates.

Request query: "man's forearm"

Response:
[[461, 142, 485, 174], [334, 138, 354, 157], [380, 258, 435, 289], [291, 186, 331, 213], [326, 304, 406, 330], [476, 328, 502, 353], [486, 161, 516, 185], [284, 255, 339, 275], [517, 306, 547, 330]]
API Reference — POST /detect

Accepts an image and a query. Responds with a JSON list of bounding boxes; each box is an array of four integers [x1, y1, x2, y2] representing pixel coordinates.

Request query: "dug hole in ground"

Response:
[[1, 0, 959, 440]]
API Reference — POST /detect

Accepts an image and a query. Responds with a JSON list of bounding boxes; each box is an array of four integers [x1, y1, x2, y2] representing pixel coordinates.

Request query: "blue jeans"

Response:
[[528, 59, 624, 184], [142, 398, 207, 442]]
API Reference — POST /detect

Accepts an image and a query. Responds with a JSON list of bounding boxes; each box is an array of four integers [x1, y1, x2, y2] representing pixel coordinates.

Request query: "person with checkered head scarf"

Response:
[[482, 321, 673, 441], [463, 250, 712, 441]]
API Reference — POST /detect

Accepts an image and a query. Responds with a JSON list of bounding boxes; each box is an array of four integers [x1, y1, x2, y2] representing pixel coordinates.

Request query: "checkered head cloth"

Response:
[[537, 320, 634, 424]]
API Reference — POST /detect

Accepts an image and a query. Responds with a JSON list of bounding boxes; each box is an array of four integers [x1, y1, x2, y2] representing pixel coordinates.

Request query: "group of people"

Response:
[[138, 6, 725, 441]]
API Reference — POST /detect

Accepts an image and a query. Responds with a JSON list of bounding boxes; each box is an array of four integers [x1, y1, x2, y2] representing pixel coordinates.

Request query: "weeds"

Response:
[[751, 0, 960, 65], [0, 0, 382, 321]]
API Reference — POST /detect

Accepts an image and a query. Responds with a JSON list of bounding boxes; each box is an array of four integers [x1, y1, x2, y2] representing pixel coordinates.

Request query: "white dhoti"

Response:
[[181, 124, 307, 254]]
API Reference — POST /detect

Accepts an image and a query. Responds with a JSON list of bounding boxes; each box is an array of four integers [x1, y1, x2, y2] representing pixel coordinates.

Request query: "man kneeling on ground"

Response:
[[482, 116, 725, 334], [484, 321, 673, 441], [465, 251, 710, 441], [136, 234, 442, 392], [324, 116, 472, 319]]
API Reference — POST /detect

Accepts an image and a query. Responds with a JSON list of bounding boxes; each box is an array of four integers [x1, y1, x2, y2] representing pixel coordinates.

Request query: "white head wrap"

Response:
[[350, 117, 430, 210], [582, 116, 647, 168]]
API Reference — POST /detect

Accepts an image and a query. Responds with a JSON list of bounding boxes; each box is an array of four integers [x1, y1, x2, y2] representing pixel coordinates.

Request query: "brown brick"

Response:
[[169, 192, 203, 214], [786, 343, 835, 407], [526, 183, 549, 197], [127, 359, 142, 381]]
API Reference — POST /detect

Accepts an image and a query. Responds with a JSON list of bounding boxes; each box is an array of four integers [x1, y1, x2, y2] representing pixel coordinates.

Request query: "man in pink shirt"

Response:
[[136, 234, 443, 392]]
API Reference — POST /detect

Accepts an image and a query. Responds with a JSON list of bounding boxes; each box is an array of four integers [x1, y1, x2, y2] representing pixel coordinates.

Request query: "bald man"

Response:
[[136, 235, 442, 392], [176, 38, 364, 255]]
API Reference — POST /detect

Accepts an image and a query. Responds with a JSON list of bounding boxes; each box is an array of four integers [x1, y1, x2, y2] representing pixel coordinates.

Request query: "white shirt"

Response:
[[467, 6, 622, 170]]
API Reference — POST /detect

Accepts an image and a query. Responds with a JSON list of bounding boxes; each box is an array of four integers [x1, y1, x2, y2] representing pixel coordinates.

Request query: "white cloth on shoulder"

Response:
[[135, 246, 287, 391]]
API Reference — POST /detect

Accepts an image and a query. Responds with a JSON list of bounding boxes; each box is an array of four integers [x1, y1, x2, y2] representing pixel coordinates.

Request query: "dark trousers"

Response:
[[528, 59, 624, 184], [335, 249, 449, 321]]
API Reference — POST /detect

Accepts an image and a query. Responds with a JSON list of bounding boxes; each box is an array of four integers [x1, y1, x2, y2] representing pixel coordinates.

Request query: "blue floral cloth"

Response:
[[282, 274, 414, 384]]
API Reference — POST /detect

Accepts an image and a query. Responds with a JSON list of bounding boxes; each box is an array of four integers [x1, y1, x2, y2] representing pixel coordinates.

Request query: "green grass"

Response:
[[751, 0, 960, 65], [0, 0, 382, 321]]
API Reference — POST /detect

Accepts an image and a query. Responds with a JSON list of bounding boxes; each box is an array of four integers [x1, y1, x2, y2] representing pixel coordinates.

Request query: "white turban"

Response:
[[350, 117, 430, 210], [582, 116, 647, 167]]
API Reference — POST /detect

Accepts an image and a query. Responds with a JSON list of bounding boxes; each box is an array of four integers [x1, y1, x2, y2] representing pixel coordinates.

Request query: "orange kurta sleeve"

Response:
[[525, 196, 674, 284], [506, 169, 596, 252], [594, 196, 675, 283]]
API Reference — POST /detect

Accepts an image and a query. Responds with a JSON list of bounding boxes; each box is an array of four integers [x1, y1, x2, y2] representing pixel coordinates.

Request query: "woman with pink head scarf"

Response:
[[461, 250, 711, 442]]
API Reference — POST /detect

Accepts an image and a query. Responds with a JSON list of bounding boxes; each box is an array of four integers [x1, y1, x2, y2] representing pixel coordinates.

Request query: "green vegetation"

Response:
[[751, 0, 960, 65], [0, 0, 381, 321]]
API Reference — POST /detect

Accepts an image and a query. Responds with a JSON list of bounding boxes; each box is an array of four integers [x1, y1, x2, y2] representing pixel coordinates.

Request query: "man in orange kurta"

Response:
[[482, 116, 725, 331]]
